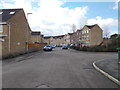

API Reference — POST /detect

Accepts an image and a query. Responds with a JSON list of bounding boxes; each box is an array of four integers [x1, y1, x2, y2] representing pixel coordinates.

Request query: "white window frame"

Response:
[[0, 12, 3, 15], [0, 25, 3, 33]]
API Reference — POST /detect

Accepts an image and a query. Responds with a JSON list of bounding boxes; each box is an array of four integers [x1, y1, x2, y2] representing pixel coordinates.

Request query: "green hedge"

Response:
[[70, 45, 118, 52], [70, 35, 120, 52]]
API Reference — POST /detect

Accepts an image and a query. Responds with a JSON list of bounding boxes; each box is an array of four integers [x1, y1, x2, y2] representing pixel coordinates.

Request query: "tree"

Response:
[[104, 29, 110, 48], [71, 24, 76, 33]]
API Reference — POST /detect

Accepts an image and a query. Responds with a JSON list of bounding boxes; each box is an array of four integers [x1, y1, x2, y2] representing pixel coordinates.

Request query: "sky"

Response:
[[0, 0, 119, 37]]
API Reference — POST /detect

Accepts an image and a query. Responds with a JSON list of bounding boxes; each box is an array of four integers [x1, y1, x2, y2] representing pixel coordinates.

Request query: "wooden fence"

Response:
[[28, 43, 47, 52]]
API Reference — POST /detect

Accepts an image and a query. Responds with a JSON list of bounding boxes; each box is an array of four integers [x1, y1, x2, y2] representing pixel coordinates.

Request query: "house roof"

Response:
[[0, 9, 22, 22], [53, 35, 64, 39], [68, 33, 74, 35], [31, 31, 41, 35], [44, 35, 65, 39], [76, 29, 82, 32], [85, 24, 97, 29], [44, 36, 51, 39]]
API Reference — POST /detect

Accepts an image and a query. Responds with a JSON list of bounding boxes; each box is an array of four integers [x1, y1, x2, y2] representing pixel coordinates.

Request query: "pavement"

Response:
[[93, 59, 120, 86], [2, 50, 43, 65]]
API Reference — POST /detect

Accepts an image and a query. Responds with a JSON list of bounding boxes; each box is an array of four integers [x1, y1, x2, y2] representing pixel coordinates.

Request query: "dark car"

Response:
[[43, 45, 52, 51], [62, 45, 68, 49]]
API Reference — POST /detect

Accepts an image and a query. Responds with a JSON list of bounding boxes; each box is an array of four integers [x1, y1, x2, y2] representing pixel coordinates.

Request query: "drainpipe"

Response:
[[8, 23, 10, 53]]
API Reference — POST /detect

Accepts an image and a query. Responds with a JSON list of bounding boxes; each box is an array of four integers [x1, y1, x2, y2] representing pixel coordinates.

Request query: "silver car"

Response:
[[43, 45, 52, 51]]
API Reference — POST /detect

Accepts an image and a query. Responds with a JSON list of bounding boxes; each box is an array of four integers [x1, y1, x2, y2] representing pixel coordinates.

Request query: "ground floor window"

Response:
[[0, 25, 3, 32]]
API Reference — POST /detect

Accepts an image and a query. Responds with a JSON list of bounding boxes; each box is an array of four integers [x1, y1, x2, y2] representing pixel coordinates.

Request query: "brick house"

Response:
[[44, 35, 65, 45], [44, 24, 103, 47], [74, 29, 82, 47], [0, 8, 31, 58], [30, 31, 44, 44], [81, 24, 103, 47], [41, 34, 44, 43], [64, 34, 71, 45], [44, 36, 51, 45], [52, 35, 65, 45], [68, 32, 76, 45]]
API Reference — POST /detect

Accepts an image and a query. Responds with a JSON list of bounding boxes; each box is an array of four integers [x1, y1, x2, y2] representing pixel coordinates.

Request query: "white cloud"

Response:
[[0, 0, 34, 13], [0, 0, 88, 36], [87, 16, 118, 37], [113, 0, 120, 9], [0, 0, 118, 37], [27, 0, 88, 36]]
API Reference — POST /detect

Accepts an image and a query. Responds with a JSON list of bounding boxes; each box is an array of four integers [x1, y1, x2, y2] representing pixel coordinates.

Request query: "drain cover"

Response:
[[36, 84, 50, 88]]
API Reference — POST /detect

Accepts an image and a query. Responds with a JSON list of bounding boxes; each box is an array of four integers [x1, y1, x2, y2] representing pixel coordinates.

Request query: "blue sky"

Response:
[[62, 2, 117, 19], [0, 0, 118, 36], [30, 2, 118, 19]]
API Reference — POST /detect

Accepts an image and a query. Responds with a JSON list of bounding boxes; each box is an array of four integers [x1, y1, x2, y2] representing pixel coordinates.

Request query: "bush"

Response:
[[70, 45, 118, 52]]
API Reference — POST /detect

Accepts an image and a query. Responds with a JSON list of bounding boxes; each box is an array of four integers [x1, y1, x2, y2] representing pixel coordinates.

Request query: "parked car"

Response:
[[51, 45, 56, 48], [57, 45, 62, 47], [43, 45, 52, 51], [62, 45, 68, 49]]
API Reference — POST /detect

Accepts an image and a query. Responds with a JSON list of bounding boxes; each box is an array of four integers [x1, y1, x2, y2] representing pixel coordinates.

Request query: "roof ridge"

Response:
[[0, 8, 23, 10], [85, 24, 97, 29]]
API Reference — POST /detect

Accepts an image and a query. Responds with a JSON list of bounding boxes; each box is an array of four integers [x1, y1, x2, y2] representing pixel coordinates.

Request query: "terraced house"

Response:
[[30, 31, 44, 44], [44, 24, 103, 48], [44, 35, 65, 46], [0, 8, 31, 59]]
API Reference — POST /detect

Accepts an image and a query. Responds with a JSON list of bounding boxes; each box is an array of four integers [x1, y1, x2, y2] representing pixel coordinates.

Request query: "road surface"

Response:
[[2, 48, 119, 88]]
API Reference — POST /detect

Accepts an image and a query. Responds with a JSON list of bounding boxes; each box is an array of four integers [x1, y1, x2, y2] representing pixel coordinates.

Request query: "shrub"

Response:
[[70, 45, 118, 52]]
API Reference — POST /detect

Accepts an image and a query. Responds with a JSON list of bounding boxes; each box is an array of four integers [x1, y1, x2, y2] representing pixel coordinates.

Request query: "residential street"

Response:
[[2, 48, 119, 88]]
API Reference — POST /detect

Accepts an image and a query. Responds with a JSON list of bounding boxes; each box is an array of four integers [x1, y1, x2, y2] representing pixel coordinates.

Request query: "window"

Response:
[[82, 31, 83, 34], [9, 11, 15, 14], [0, 25, 3, 32], [82, 31, 85, 34], [87, 30, 89, 33], [0, 12, 3, 14], [77, 33, 78, 35], [82, 36, 84, 40]]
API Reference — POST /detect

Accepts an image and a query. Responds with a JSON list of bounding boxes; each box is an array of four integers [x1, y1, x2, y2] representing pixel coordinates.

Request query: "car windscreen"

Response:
[[46, 45, 51, 47]]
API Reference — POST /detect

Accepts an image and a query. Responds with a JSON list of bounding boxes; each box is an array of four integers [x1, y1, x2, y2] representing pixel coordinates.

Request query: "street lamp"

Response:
[[26, 13, 32, 52]]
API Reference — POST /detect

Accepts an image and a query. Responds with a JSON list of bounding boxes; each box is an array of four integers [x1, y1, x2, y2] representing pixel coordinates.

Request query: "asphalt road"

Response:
[[2, 48, 119, 88]]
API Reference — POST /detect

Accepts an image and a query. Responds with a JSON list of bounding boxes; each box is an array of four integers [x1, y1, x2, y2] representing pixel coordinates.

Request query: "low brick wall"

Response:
[[2, 43, 46, 60]]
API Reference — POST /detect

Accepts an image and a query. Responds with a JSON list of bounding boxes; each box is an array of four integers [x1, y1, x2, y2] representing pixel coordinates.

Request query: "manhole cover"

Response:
[[36, 84, 50, 88]]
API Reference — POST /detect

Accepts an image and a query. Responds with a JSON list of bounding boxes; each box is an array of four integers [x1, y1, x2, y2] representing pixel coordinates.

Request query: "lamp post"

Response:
[[26, 13, 32, 53]]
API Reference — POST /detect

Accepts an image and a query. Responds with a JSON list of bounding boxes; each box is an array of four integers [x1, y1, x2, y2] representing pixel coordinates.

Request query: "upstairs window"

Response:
[[0, 12, 3, 14], [87, 30, 89, 33]]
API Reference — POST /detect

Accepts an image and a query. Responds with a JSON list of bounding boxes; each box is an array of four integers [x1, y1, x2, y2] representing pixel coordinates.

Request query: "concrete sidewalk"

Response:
[[93, 59, 120, 86], [2, 50, 43, 65]]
